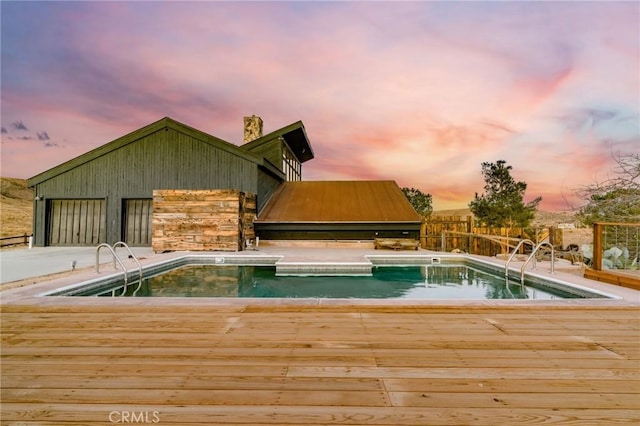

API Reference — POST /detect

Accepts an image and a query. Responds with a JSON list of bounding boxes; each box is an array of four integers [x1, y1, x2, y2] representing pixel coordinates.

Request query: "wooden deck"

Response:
[[584, 268, 640, 291], [2, 301, 639, 425]]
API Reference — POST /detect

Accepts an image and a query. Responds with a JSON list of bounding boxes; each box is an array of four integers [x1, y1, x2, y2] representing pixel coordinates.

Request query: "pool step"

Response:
[[275, 261, 373, 276]]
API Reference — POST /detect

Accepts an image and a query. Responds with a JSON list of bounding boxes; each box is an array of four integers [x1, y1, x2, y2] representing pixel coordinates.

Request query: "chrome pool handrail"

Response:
[[520, 242, 555, 284], [95, 243, 129, 289], [113, 241, 143, 283], [96, 242, 143, 296], [505, 239, 536, 276]]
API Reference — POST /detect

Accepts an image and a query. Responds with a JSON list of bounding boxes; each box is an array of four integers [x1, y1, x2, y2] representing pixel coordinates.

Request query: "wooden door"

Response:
[[48, 199, 106, 246], [123, 199, 152, 246]]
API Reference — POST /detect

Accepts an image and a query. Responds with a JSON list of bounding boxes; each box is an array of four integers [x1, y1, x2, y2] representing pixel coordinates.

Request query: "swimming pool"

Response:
[[46, 255, 608, 300]]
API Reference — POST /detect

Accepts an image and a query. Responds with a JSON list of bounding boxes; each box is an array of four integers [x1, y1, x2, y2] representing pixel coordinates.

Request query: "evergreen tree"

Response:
[[469, 160, 541, 227], [401, 187, 433, 217]]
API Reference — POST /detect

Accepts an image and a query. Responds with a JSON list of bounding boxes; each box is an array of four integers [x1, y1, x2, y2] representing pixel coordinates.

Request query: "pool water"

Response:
[[103, 265, 582, 299]]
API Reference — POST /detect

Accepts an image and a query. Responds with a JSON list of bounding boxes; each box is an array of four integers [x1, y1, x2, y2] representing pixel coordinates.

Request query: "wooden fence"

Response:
[[423, 216, 556, 257], [0, 234, 32, 248]]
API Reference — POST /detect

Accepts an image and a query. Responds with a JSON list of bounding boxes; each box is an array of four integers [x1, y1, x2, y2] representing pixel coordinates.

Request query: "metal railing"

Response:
[[504, 239, 536, 277], [520, 242, 555, 284], [113, 241, 143, 283], [96, 242, 143, 296], [592, 222, 640, 272]]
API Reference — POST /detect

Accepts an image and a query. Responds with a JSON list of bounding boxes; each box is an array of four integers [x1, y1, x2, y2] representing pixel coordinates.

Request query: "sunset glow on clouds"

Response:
[[1, 1, 638, 211]]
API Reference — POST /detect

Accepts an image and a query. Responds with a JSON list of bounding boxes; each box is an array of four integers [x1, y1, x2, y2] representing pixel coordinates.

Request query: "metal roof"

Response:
[[256, 181, 422, 223]]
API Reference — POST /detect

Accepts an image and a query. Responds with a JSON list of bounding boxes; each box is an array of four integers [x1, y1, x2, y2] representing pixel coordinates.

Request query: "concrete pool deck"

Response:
[[1, 245, 639, 302], [2, 246, 639, 425], [0, 246, 156, 284]]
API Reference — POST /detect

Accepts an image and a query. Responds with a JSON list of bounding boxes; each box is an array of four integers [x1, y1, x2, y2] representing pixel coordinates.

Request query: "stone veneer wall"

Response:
[[152, 189, 256, 252]]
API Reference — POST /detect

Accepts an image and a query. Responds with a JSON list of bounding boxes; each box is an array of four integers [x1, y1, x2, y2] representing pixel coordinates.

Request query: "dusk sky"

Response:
[[1, 1, 638, 211]]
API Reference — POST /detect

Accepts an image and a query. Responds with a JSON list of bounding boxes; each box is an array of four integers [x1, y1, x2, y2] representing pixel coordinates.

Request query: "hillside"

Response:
[[0, 178, 33, 237], [432, 208, 577, 227], [432, 208, 473, 218]]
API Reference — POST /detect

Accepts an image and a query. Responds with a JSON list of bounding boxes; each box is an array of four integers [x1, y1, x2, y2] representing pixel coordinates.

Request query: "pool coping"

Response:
[[2, 248, 638, 306]]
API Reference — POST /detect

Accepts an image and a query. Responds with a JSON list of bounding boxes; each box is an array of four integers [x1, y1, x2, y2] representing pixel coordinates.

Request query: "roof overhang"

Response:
[[242, 121, 314, 163], [255, 222, 422, 231]]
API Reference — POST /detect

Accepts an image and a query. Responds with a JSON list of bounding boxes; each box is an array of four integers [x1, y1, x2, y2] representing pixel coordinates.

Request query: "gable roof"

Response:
[[256, 180, 422, 223], [241, 120, 314, 163], [28, 117, 282, 186]]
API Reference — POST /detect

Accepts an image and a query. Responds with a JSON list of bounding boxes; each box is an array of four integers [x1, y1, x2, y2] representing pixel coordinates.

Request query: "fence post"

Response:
[[467, 216, 473, 253], [593, 223, 603, 271]]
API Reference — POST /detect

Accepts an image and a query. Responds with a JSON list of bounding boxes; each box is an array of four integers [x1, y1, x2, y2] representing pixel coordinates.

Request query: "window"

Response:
[[282, 147, 301, 181]]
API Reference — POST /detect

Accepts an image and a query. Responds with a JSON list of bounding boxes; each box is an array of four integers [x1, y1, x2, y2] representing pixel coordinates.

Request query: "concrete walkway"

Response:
[[0, 246, 381, 285], [0, 246, 155, 284]]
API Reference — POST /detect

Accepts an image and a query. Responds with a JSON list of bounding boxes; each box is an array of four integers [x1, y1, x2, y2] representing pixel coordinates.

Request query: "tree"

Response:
[[575, 152, 640, 226], [401, 187, 433, 217], [469, 160, 541, 227]]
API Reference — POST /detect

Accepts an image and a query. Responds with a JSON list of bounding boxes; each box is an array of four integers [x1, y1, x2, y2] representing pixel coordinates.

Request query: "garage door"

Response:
[[123, 199, 152, 246], [48, 199, 106, 246]]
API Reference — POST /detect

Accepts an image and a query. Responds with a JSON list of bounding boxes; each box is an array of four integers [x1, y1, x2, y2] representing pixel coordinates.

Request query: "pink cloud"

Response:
[[1, 1, 637, 213]]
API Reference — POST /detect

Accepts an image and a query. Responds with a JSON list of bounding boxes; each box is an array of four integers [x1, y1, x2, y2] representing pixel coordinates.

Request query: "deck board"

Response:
[[2, 301, 639, 425]]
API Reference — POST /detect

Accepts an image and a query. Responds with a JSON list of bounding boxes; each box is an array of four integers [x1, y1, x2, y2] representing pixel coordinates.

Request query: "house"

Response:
[[27, 116, 421, 249]]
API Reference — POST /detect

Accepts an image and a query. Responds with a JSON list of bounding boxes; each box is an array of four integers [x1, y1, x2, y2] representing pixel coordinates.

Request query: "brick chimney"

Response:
[[243, 115, 263, 143]]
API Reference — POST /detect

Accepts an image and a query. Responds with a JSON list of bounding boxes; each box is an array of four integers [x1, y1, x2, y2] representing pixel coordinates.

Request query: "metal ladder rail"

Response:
[[96, 243, 129, 293], [520, 242, 555, 284], [113, 241, 143, 282], [131, 280, 144, 297], [505, 239, 536, 277]]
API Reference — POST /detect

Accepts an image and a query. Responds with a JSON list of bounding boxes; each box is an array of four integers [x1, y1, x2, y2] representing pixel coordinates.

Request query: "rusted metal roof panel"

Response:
[[256, 181, 422, 223]]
